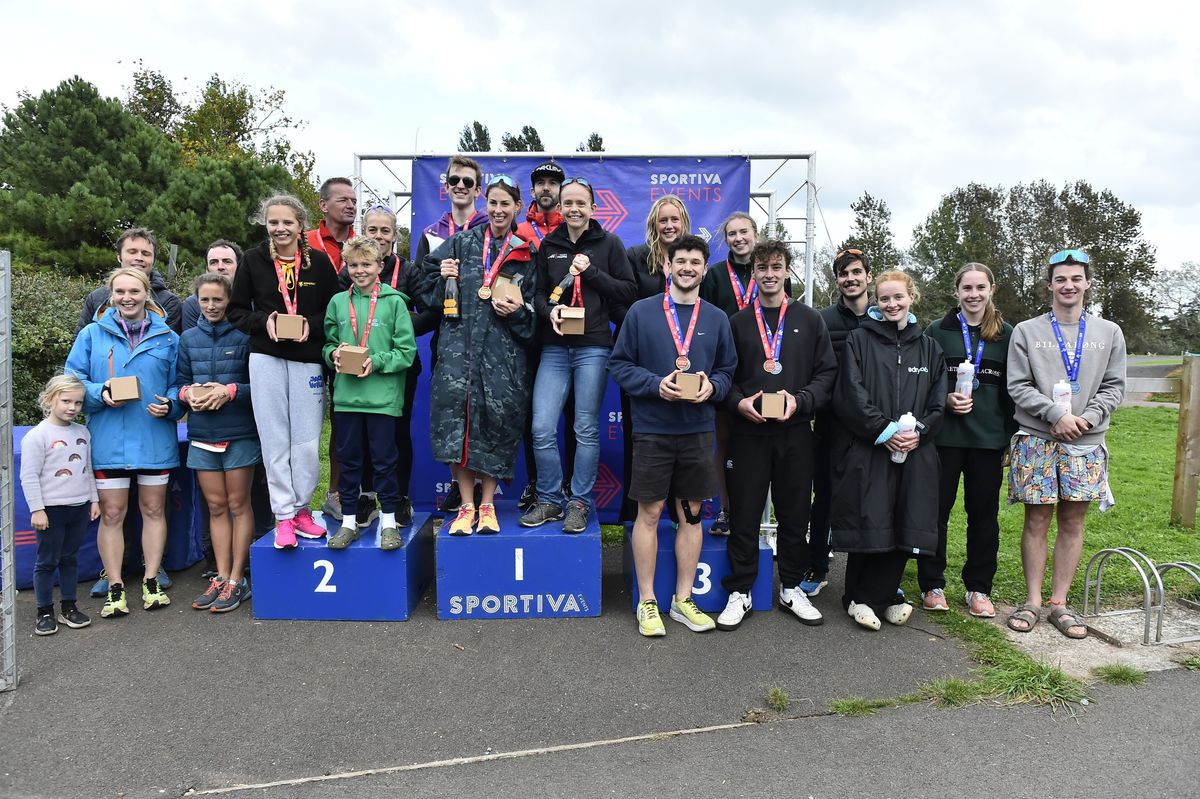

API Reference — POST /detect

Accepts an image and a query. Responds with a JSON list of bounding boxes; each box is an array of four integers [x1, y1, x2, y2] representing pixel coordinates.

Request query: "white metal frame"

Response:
[[1, 250, 17, 691]]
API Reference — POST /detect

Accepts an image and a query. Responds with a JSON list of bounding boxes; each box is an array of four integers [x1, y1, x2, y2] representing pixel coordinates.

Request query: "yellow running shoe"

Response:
[[142, 577, 171, 610], [476, 503, 500, 535], [636, 599, 666, 637], [669, 594, 716, 632], [100, 584, 129, 618], [448, 505, 476, 536]]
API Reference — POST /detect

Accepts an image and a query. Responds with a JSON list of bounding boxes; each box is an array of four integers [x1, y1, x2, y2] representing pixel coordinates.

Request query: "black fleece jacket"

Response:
[[534, 220, 637, 347]]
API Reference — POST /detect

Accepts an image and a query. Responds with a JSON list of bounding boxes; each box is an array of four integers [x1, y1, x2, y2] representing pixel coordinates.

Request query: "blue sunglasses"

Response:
[[1049, 249, 1090, 265], [487, 175, 517, 188]]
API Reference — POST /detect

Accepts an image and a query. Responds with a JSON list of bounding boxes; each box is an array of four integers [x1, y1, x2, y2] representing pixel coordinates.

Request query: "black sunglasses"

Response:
[[446, 175, 477, 189]]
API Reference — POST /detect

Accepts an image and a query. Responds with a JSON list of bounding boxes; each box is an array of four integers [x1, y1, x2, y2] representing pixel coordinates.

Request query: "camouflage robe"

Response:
[[419, 226, 538, 480]]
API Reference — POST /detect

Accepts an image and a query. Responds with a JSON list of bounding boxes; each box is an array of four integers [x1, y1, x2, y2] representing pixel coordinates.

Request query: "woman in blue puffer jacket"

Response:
[[174, 273, 259, 613], [66, 267, 184, 619]]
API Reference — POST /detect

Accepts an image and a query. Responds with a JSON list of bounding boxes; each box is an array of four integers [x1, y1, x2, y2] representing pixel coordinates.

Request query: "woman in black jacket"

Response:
[[831, 270, 946, 631], [613, 196, 691, 522]]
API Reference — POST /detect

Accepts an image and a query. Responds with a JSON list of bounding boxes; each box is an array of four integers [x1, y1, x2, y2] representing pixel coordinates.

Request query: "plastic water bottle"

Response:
[[891, 412, 917, 463], [1053, 379, 1072, 415], [955, 361, 975, 398]]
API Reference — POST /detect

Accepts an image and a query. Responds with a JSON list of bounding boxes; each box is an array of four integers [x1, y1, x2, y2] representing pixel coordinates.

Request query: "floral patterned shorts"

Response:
[[1007, 433, 1109, 505]]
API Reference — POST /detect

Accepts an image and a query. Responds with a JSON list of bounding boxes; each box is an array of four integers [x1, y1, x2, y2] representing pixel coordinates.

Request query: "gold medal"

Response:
[[569, 265, 580, 276], [676, 356, 691, 371], [478, 286, 493, 300]]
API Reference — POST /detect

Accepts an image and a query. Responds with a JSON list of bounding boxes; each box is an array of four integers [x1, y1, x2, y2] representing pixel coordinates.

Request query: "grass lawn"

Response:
[[904, 405, 1199, 607]]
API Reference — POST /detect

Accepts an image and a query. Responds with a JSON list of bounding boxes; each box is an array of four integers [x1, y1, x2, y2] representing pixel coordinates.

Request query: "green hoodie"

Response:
[[323, 283, 417, 416]]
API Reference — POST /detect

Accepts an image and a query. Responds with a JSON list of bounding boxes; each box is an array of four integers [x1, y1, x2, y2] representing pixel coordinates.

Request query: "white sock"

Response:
[[381, 512, 397, 528], [343, 515, 358, 529]]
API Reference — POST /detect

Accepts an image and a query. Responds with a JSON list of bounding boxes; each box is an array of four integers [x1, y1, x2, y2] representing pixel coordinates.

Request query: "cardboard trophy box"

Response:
[[559, 307, 586, 335], [275, 313, 306, 340], [337, 345, 370, 375], [675, 372, 702, 401], [760, 391, 786, 419], [109, 375, 141, 402], [492, 274, 524, 305], [189, 383, 218, 402]]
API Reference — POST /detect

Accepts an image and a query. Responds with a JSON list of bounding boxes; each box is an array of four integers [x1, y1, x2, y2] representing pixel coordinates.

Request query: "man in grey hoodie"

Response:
[[75, 227, 182, 334], [1004, 249, 1126, 640]]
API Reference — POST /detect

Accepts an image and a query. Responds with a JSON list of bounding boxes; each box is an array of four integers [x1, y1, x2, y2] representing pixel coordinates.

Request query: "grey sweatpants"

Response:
[[249, 354, 325, 520]]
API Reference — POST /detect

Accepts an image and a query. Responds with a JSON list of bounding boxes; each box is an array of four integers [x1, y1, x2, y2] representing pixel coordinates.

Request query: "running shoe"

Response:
[[57, 603, 91, 629], [440, 482, 463, 512], [210, 579, 245, 613], [101, 584, 129, 618], [779, 585, 824, 625], [669, 595, 716, 632], [798, 569, 829, 597], [636, 599, 666, 637], [143, 577, 171, 610], [35, 611, 58, 636], [321, 491, 343, 521], [476, 503, 500, 535], [356, 494, 379, 528], [448, 505, 475, 536], [517, 483, 538, 512], [519, 502, 563, 528], [274, 518, 298, 550], [90, 569, 109, 598], [562, 501, 589, 534], [293, 507, 327, 539], [396, 496, 414, 528], [717, 591, 752, 631], [192, 577, 225, 610], [921, 588, 949, 612], [709, 510, 730, 536]]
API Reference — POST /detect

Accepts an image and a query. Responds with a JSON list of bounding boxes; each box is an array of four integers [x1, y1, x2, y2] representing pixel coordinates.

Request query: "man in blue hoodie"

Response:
[[609, 234, 737, 637]]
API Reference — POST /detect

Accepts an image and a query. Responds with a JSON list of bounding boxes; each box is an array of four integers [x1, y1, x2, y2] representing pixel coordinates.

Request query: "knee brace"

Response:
[[680, 499, 704, 525]]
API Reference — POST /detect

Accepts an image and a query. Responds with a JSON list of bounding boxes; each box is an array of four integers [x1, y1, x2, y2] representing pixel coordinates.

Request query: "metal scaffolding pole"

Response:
[[1, 250, 17, 691]]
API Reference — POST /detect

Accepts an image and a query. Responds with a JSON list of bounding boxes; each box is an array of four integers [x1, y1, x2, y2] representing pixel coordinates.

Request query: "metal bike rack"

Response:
[[1081, 547, 1165, 646], [1154, 561, 1200, 645]]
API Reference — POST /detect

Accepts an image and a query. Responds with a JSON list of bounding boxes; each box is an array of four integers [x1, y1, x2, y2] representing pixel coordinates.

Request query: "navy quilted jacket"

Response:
[[175, 317, 256, 443]]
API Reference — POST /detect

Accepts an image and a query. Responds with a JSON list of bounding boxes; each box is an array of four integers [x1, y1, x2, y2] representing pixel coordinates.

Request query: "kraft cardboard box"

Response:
[[675, 372, 702, 401], [760, 391, 786, 419], [275, 313, 306, 340], [109, 375, 141, 402], [559, 307, 585, 335], [189, 383, 218, 402], [492, 275, 523, 305], [337, 345, 370, 375]]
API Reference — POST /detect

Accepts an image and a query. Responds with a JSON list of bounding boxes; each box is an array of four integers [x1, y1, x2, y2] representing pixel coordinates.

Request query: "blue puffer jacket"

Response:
[[174, 317, 256, 443], [66, 307, 184, 471]]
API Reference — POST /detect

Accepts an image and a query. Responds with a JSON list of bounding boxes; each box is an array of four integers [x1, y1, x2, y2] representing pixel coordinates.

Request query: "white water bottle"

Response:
[[955, 360, 975, 398], [1053, 380, 1072, 415], [890, 412, 918, 463]]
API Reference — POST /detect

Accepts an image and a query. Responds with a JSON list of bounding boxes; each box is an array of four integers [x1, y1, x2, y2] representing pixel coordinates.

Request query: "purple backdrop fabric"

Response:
[[408, 156, 750, 524]]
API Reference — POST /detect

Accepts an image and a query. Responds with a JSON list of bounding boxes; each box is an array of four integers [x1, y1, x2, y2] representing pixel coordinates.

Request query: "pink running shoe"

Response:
[[274, 518, 298, 550], [293, 507, 327, 539]]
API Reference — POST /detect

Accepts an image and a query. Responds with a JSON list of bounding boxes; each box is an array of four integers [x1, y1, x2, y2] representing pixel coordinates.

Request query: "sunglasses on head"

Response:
[[836, 248, 864, 258], [1049, 249, 1090, 265], [446, 175, 476, 189], [488, 175, 517, 188], [562, 177, 592, 188], [364, 204, 394, 216]]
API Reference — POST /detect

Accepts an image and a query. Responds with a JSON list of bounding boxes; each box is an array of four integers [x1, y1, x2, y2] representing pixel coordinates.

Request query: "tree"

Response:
[[501, 125, 544, 152], [124, 60, 183, 134], [0, 77, 179, 274], [458, 121, 491, 152], [577, 132, 605, 152], [910, 179, 1159, 348], [1157, 261, 1200, 353], [839, 191, 903, 272]]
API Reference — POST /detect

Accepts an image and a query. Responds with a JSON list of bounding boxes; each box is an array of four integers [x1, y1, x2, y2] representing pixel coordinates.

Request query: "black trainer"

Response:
[[397, 496, 414, 527], [440, 481, 462, 512], [519, 502, 564, 528], [562, 500, 589, 534], [35, 609, 58, 636], [356, 494, 379, 528], [518, 483, 538, 512], [709, 510, 731, 536], [57, 602, 91, 629]]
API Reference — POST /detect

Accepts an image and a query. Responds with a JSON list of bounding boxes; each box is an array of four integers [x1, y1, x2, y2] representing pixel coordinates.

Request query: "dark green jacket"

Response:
[[323, 283, 417, 416], [418, 226, 538, 480], [926, 308, 1016, 450]]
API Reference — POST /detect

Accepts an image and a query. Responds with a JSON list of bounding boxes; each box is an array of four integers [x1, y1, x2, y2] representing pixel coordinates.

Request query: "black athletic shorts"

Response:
[[628, 431, 717, 503]]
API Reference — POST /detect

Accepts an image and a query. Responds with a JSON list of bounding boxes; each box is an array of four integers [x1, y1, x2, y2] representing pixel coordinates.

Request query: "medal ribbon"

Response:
[[482, 228, 513, 291], [117, 316, 148, 350], [662, 290, 700, 361], [727, 260, 757, 309], [273, 253, 301, 316], [311, 225, 344, 270], [957, 312, 986, 373], [753, 297, 788, 364], [388, 255, 400, 289], [347, 283, 381, 348], [1049, 310, 1086, 383]]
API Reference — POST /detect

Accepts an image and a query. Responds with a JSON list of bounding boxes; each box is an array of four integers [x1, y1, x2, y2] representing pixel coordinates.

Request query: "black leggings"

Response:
[[918, 445, 1003, 594]]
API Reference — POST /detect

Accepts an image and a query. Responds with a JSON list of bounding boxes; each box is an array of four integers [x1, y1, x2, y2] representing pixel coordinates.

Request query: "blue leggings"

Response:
[[34, 503, 90, 607]]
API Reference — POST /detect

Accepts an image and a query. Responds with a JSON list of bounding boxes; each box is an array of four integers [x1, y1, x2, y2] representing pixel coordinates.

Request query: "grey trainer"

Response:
[[519, 502, 564, 528], [562, 500, 589, 534]]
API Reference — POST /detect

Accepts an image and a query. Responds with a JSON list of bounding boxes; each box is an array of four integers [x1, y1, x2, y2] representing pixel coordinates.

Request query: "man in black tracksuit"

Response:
[[805, 249, 874, 596], [716, 240, 837, 631]]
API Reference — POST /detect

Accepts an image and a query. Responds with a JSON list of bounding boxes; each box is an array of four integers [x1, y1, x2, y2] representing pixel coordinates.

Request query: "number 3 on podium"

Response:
[[314, 559, 337, 593], [693, 562, 711, 594]]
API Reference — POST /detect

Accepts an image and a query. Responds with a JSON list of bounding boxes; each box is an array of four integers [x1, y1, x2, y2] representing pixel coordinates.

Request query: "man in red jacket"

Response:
[[306, 177, 357, 272]]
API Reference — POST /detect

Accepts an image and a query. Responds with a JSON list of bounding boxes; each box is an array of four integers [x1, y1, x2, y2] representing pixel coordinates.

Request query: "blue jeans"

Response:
[[531, 345, 610, 508]]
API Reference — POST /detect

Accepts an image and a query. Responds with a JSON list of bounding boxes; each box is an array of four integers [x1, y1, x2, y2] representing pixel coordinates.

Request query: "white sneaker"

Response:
[[847, 601, 881, 631], [779, 586, 824, 626], [716, 591, 752, 631], [884, 602, 913, 625]]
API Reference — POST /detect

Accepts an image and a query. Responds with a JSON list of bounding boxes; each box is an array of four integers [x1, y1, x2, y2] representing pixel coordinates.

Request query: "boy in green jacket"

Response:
[[323, 238, 417, 549]]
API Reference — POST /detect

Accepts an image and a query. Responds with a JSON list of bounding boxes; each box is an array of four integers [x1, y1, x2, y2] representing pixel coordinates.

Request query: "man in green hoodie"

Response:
[[323, 238, 417, 551]]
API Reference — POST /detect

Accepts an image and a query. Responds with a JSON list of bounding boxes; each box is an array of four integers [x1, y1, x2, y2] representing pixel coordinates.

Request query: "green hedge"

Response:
[[11, 265, 95, 425]]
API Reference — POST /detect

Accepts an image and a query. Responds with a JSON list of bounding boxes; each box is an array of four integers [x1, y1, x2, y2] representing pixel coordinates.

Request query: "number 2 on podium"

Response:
[[314, 559, 337, 593]]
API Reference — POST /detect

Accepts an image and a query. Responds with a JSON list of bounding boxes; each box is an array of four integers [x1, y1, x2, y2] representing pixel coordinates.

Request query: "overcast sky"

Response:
[[4, 1, 1195, 270]]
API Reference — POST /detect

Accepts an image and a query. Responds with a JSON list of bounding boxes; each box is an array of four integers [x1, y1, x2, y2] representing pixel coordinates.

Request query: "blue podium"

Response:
[[623, 520, 775, 613], [435, 504, 601, 620], [249, 512, 434, 621]]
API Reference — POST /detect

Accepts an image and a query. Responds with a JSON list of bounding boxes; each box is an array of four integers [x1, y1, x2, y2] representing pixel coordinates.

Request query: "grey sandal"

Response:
[[1005, 604, 1040, 633], [1047, 605, 1088, 639]]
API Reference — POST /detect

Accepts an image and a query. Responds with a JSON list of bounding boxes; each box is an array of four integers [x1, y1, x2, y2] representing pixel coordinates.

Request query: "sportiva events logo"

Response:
[[648, 171, 724, 203], [446, 592, 590, 616]]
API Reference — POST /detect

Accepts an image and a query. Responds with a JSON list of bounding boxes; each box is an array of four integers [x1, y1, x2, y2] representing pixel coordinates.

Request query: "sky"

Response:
[[3, 1, 1196, 271]]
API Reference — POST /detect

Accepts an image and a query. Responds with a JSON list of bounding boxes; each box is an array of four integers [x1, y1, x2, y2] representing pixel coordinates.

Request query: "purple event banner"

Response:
[[406, 156, 750, 524]]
